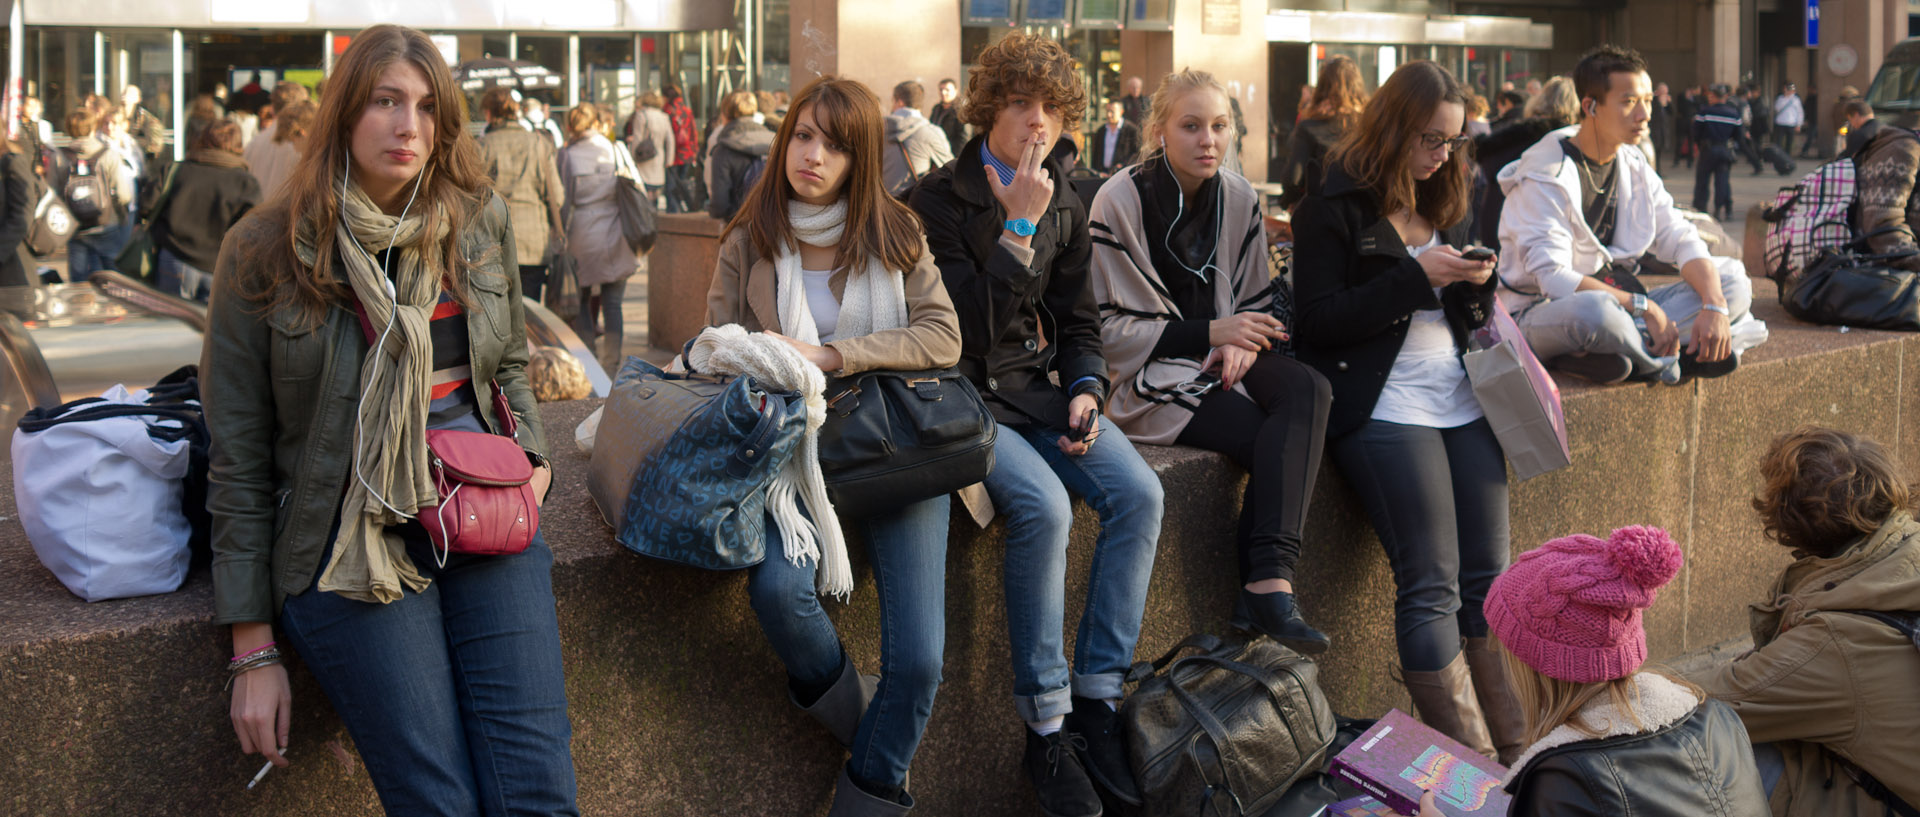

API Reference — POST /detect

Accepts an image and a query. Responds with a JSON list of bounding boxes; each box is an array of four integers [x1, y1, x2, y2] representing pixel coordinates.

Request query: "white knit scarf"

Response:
[[777, 199, 908, 343]]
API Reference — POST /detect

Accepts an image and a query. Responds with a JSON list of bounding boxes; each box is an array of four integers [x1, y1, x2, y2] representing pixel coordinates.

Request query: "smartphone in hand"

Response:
[[1069, 408, 1101, 442], [1460, 246, 1496, 262]]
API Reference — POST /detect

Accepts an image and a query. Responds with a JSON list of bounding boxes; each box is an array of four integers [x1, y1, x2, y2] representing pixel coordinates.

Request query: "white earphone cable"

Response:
[[344, 149, 429, 520]]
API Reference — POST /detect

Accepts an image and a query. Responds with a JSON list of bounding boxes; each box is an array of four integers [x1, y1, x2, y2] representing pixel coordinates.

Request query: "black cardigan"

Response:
[[1290, 163, 1495, 438]]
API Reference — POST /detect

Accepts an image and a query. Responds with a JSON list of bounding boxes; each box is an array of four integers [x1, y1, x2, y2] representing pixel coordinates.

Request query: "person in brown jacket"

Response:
[[1687, 426, 1920, 817], [702, 76, 959, 817], [478, 87, 565, 299]]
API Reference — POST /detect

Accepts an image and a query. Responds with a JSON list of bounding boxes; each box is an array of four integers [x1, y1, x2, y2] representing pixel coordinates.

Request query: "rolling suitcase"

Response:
[[1762, 145, 1797, 176]]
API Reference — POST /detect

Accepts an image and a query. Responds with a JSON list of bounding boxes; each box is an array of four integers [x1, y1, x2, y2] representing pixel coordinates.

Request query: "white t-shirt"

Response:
[[802, 268, 840, 342], [1370, 233, 1485, 428]]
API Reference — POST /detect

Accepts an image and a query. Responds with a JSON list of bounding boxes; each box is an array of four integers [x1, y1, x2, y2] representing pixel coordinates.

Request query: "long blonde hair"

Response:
[[1498, 640, 1702, 746], [1140, 68, 1230, 166]]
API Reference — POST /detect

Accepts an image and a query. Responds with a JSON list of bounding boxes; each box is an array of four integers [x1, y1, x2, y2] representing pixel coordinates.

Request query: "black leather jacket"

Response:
[[1290, 163, 1494, 438], [1505, 699, 1769, 817], [909, 134, 1107, 430]]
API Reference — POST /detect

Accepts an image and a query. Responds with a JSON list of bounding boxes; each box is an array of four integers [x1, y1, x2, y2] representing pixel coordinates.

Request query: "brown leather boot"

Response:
[[1463, 636, 1528, 766], [1402, 651, 1497, 760]]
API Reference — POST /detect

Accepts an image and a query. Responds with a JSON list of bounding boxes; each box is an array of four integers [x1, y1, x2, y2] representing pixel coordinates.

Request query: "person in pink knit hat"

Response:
[[1418, 525, 1767, 816]]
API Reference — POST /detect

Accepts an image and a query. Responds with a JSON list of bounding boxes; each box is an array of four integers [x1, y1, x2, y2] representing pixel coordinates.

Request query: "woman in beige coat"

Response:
[[477, 88, 564, 300], [1088, 68, 1333, 655], [559, 104, 638, 366], [702, 76, 959, 817], [1688, 426, 1920, 817]]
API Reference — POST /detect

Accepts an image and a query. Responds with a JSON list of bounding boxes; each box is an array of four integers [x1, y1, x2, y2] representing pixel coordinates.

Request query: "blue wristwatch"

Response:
[[1004, 217, 1037, 237]]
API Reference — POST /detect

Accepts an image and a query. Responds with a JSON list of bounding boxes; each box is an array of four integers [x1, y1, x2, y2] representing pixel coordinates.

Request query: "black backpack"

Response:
[[59, 146, 119, 231], [733, 155, 767, 209]]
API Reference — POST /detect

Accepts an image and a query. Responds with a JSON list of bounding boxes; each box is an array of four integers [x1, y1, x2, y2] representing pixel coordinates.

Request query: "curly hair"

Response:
[[962, 33, 1087, 135], [527, 347, 592, 402], [1752, 426, 1915, 557]]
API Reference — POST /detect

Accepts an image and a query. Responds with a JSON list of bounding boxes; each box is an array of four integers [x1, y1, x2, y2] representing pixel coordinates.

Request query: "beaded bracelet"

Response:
[[231, 641, 277, 663]]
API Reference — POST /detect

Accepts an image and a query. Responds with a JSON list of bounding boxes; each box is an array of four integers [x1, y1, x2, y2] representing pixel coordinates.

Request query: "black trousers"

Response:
[[1694, 147, 1734, 217], [1331, 417, 1510, 672], [519, 264, 549, 303], [1176, 354, 1331, 584]]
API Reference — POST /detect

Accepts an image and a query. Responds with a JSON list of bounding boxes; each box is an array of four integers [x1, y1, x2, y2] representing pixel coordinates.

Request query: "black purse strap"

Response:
[[1163, 650, 1300, 817], [1126, 632, 1224, 683]]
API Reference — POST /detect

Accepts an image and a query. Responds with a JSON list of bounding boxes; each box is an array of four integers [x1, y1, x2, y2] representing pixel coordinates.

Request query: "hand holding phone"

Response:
[[1460, 246, 1496, 262], [1070, 408, 1101, 442]]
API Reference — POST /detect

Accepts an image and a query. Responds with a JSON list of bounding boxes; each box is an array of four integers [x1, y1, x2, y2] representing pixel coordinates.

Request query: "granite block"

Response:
[[646, 213, 726, 355]]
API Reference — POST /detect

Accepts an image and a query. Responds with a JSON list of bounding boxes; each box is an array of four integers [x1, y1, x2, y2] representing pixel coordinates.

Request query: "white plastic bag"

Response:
[[575, 405, 603, 455], [12, 384, 195, 602]]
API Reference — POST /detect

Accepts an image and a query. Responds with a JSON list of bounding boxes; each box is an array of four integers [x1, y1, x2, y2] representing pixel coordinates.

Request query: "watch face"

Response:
[[1007, 218, 1036, 236]]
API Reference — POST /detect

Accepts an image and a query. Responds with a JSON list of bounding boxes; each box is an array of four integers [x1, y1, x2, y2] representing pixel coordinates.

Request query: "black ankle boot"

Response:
[[1065, 696, 1140, 806], [1231, 588, 1331, 655]]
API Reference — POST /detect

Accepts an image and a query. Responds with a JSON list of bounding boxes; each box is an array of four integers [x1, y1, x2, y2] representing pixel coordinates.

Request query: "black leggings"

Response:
[[1331, 417, 1510, 672], [1176, 354, 1331, 584]]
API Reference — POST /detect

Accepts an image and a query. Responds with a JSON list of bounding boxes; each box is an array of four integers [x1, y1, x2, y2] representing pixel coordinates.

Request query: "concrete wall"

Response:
[[786, 0, 963, 103]]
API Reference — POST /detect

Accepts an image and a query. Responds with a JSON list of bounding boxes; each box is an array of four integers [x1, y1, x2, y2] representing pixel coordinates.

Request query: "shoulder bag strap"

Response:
[[345, 292, 518, 437]]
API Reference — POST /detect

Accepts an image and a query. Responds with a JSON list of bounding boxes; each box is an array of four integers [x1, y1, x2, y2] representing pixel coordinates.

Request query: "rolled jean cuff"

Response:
[[1072, 671, 1126, 704], [1014, 685, 1074, 723]]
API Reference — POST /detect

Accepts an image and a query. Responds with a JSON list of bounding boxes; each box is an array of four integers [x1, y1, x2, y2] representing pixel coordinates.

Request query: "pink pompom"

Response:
[[1607, 525, 1683, 590]]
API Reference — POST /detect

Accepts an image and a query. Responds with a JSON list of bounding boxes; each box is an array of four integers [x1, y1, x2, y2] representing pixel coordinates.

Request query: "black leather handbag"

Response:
[[815, 367, 996, 519], [1776, 246, 1920, 331], [1122, 634, 1338, 817]]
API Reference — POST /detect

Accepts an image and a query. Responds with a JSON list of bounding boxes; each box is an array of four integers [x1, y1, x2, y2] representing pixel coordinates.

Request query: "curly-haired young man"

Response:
[[909, 33, 1161, 817]]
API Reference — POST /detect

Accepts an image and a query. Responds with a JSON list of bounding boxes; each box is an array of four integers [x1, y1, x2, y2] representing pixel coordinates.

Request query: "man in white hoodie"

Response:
[[882, 80, 954, 199], [1496, 45, 1751, 385]]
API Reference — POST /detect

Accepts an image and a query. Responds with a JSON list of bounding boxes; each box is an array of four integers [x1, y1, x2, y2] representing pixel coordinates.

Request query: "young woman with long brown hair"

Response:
[[1278, 55, 1367, 210], [704, 75, 960, 817], [1291, 60, 1521, 763], [204, 24, 575, 815]]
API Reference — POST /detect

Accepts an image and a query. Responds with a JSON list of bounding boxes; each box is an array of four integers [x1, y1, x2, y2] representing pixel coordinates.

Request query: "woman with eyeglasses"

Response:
[[1089, 68, 1333, 654], [1291, 60, 1517, 761]]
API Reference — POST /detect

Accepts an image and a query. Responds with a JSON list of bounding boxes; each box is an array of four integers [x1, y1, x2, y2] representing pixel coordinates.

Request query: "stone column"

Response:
[[1697, 0, 1742, 88], [1123, 0, 1271, 180], [787, 0, 962, 103], [1814, 0, 1898, 151]]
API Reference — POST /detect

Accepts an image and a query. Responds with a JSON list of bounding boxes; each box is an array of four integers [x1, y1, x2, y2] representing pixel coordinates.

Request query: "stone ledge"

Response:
[[0, 276, 1911, 815]]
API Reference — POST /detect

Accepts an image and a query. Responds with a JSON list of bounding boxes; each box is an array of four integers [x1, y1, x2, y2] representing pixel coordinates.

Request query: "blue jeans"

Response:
[[747, 494, 949, 790], [280, 528, 579, 817], [155, 248, 212, 302], [65, 221, 131, 282], [985, 422, 1163, 722]]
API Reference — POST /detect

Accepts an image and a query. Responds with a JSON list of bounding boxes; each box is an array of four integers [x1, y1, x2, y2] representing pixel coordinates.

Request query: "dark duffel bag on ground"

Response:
[[1123, 633, 1339, 817], [816, 367, 995, 518], [1774, 246, 1920, 331]]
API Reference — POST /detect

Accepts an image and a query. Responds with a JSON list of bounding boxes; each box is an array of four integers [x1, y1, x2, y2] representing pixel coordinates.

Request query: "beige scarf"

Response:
[[307, 181, 450, 603]]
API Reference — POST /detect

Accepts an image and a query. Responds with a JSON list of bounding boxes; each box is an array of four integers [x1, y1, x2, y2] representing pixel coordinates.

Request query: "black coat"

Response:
[[1473, 116, 1570, 248], [0, 151, 33, 287], [908, 134, 1106, 430], [1278, 117, 1344, 211], [1087, 121, 1142, 175], [1505, 699, 1768, 817], [706, 119, 774, 223], [151, 157, 260, 273], [1291, 163, 1494, 438]]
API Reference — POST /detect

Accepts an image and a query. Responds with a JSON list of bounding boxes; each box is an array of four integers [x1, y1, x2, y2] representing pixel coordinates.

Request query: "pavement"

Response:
[[1655, 150, 1819, 238]]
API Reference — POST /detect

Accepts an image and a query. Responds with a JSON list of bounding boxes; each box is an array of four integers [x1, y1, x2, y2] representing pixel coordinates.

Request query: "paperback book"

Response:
[[1327, 709, 1512, 817]]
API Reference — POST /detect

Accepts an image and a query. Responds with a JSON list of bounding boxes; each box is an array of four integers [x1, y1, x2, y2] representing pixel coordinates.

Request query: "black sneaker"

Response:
[[1065, 696, 1141, 806], [1548, 353, 1634, 385], [1024, 728, 1103, 817], [1678, 348, 1740, 380]]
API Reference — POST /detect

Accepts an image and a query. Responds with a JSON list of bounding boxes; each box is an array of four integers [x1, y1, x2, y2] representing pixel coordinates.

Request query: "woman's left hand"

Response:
[[1204, 344, 1259, 390], [766, 332, 845, 373], [1416, 790, 1446, 817], [532, 465, 552, 507]]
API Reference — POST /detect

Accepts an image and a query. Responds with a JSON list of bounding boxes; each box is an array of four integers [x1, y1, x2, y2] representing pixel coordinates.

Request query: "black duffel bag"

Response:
[[1122, 634, 1338, 817], [816, 367, 996, 518], [1776, 244, 1920, 331]]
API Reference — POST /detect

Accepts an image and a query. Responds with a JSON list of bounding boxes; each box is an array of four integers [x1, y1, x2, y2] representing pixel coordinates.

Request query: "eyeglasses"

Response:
[[1418, 132, 1472, 152]]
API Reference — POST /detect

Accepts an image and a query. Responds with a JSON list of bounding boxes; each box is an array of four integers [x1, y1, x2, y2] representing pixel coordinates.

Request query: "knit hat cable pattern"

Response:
[[1485, 525, 1685, 683]]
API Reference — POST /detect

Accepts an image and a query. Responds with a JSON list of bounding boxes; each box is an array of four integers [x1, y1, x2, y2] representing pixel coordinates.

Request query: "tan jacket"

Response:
[[1688, 513, 1920, 817], [703, 228, 961, 375], [480, 123, 565, 267]]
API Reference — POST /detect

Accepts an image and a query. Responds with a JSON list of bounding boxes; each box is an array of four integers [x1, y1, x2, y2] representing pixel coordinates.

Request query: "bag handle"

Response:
[[726, 390, 790, 479], [1125, 632, 1223, 683]]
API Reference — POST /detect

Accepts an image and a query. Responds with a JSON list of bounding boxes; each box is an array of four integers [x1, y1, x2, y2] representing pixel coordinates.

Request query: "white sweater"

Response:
[[1494, 124, 1711, 315]]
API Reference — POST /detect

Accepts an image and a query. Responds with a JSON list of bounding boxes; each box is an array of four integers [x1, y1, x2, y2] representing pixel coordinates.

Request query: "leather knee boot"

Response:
[[1401, 651, 1497, 760], [793, 657, 879, 749], [1462, 637, 1527, 766]]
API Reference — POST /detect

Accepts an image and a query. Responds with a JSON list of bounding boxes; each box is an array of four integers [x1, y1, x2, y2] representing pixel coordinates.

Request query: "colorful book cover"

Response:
[[1327, 709, 1512, 817], [1321, 794, 1402, 816]]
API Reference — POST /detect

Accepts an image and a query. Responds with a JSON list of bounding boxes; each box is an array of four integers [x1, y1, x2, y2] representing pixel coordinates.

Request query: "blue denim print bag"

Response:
[[588, 357, 804, 569]]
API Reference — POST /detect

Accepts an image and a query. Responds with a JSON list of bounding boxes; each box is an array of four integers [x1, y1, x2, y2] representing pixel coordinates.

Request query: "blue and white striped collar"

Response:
[[980, 141, 1016, 186]]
